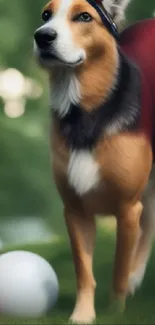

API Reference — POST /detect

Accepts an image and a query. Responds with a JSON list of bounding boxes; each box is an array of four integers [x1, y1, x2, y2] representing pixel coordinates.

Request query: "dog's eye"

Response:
[[42, 10, 52, 22], [74, 12, 92, 22]]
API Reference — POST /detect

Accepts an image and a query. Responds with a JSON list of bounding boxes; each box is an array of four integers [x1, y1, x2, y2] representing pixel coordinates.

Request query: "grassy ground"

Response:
[[1, 226, 155, 325]]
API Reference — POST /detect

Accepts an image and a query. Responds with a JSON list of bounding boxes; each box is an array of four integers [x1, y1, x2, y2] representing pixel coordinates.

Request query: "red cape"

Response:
[[120, 19, 155, 151]]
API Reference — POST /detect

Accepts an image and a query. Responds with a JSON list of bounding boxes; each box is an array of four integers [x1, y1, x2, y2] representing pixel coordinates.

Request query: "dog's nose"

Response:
[[34, 28, 57, 49]]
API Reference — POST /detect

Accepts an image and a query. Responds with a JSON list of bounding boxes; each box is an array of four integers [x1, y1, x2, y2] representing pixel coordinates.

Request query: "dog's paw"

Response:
[[70, 309, 95, 324], [128, 263, 146, 295]]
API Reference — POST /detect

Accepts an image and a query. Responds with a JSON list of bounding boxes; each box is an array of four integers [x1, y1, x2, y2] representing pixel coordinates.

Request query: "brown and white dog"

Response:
[[34, 0, 155, 323]]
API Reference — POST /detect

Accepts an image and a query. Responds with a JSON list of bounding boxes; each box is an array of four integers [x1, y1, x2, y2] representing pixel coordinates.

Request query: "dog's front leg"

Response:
[[64, 207, 96, 324], [112, 201, 143, 311]]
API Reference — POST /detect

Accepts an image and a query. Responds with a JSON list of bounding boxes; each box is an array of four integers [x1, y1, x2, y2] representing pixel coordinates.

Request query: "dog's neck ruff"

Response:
[[54, 50, 141, 150], [86, 0, 119, 40], [50, 69, 81, 117]]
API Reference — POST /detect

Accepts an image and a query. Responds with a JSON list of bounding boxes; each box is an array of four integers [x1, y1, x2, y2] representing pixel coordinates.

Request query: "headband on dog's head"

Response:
[[86, 0, 119, 41]]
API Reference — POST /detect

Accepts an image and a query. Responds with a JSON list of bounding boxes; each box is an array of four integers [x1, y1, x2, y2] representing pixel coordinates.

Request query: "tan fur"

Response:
[[95, 133, 152, 201], [113, 201, 143, 300], [76, 36, 118, 111], [68, 0, 119, 111], [44, 0, 118, 112], [39, 1, 153, 323], [65, 208, 96, 323], [128, 177, 155, 294], [52, 122, 153, 322]]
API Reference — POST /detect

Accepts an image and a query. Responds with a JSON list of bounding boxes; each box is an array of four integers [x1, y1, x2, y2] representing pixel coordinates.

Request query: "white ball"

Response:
[[0, 251, 59, 318]]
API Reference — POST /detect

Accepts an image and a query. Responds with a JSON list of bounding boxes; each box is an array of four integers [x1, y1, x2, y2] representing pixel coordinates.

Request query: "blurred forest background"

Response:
[[0, 0, 155, 248]]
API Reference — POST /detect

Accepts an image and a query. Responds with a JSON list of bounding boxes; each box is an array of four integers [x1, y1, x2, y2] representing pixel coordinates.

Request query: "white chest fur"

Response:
[[51, 69, 81, 117], [68, 150, 100, 196]]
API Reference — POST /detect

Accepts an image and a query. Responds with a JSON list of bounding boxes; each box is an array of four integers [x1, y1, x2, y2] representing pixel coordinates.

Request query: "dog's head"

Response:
[[34, 0, 131, 69]]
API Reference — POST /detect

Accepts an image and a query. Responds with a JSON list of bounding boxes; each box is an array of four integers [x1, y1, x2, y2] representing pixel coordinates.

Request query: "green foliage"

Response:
[[0, 0, 44, 73], [0, 0, 65, 234], [0, 0, 154, 236], [1, 229, 155, 324], [127, 0, 155, 22]]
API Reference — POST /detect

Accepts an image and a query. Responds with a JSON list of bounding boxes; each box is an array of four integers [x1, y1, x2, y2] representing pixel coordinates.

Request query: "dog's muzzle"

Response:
[[34, 28, 57, 50]]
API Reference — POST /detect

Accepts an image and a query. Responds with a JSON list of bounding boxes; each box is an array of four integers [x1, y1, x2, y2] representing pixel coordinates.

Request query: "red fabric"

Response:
[[120, 19, 155, 152]]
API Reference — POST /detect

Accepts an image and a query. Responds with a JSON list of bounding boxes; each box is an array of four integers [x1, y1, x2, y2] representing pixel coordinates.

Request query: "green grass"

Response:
[[1, 228, 155, 324]]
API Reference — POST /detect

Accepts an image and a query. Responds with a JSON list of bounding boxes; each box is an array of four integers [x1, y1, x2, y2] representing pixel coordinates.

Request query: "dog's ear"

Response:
[[102, 0, 131, 24]]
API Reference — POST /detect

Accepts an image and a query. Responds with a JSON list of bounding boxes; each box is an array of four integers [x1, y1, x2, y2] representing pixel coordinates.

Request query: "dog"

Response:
[[34, 0, 155, 323]]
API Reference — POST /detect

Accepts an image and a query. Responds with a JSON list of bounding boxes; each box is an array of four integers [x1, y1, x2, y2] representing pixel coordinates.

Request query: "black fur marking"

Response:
[[55, 50, 141, 150]]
